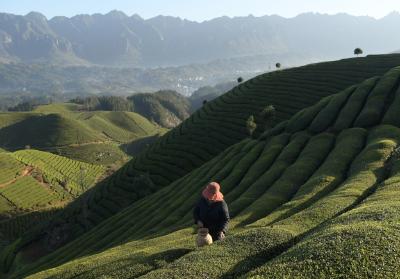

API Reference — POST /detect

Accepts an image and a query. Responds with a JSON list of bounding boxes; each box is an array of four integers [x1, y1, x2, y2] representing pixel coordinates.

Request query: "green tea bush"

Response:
[[354, 67, 400, 127], [334, 77, 379, 131]]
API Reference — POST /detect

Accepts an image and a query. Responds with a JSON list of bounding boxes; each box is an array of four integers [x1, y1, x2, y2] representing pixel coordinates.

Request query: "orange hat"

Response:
[[202, 182, 224, 201]]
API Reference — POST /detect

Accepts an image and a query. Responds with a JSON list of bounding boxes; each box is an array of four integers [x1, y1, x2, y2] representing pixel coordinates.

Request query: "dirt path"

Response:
[[0, 166, 34, 189], [66, 140, 113, 147]]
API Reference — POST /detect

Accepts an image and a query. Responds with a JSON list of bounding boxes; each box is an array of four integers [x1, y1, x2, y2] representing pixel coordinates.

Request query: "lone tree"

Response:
[[276, 63, 281, 69], [237, 77, 244, 83], [253, 105, 276, 138], [259, 105, 276, 130], [202, 100, 208, 106], [354, 48, 363, 56], [246, 115, 257, 137]]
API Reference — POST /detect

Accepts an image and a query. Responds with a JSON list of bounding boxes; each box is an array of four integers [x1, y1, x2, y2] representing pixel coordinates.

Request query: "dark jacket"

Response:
[[193, 197, 230, 240]]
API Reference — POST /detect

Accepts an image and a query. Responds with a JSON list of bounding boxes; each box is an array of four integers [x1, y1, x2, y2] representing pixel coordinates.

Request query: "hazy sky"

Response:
[[1, 0, 400, 21]]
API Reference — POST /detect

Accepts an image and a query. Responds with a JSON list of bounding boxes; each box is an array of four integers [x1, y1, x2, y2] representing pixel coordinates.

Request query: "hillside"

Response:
[[69, 88, 236, 128], [19, 53, 400, 245], [128, 91, 191, 128], [0, 113, 104, 149], [0, 105, 163, 164], [0, 54, 397, 271], [0, 149, 105, 249], [4, 62, 400, 278]]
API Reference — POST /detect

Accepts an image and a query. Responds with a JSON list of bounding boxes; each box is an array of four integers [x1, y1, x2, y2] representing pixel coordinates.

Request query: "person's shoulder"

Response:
[[198, 197, 207, 204], [218, 200, 228, 207]]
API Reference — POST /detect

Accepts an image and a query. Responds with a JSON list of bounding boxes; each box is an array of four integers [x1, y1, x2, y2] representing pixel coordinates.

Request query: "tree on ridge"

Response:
[[354, 48, 363, 56]]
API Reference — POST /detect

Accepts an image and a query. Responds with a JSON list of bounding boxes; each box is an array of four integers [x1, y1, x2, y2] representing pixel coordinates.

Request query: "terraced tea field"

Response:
[[3, 57, 400, 278], [21, 54, 400, 250], [0, 153, 24, 186], [0, 149, 105, 211], [0, 149, 106, 253], [12, 150, 105, 197], [0, 209, 59, 241], [0, 176, 56, 210]]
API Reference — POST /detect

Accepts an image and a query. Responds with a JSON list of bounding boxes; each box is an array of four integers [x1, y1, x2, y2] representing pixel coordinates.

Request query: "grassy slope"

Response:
[[0, 113, 104, 150], [33, 103, 81, 114], [0, 104, 161, 164], [75, 111, 159, 143], [6, 63, 400, 278], [34, 103, 161, 143], [13, 54, 400, 256]]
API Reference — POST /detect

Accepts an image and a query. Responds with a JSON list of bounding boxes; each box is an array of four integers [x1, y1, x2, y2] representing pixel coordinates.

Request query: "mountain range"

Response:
[[1, 11, 400, 67]]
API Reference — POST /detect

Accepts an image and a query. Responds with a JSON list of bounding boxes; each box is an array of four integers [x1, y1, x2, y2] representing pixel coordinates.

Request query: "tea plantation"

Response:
[[0, 149, 105, 213], [0, 149, 106, 254], [3, 55, 400, 278], [15, 54, 400, 253]]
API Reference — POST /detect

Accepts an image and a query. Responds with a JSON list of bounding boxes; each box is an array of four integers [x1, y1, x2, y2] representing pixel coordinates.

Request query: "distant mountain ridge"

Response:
[[1, 11, 400, 66]]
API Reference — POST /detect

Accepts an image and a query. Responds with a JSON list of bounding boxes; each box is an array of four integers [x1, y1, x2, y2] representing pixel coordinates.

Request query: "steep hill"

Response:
[[5, 63, 400, 278], [0, 54, 398, 271], [23, 54, 400, 243], [73, 92, 191, 128], [0, 113, 103, 149], [128, 91, 191, 128]]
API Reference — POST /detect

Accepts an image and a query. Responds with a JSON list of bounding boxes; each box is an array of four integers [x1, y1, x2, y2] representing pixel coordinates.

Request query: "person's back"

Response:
[[193, 182, 230, 241]]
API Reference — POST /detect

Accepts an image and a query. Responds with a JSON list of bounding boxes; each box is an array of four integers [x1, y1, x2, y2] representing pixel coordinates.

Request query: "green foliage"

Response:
[[71, 96, 133, 112], [253, 105, 276, 137], [245, 158, 400, 279], [252, 127, 367, 227], [354, 67, 400, 127], [308, 86, 354, 133], [382, 85, 400, 127], [285, 97, 332, 133], [354, 47, 363, 56], [334, 77, 379, 131]]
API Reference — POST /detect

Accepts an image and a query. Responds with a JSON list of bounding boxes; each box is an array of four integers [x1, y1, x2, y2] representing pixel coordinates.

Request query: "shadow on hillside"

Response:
[[221, 238, 294, 278], [120, 134, 161, 156], [103, 248, 192, 277], [0, 115, 45, 151]]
